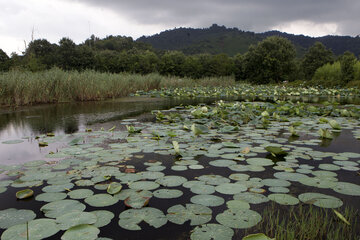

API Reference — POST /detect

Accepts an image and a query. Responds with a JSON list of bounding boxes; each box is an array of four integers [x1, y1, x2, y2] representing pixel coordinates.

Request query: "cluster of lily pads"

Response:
[[0, 98, 360, 240], [133, 84, 360, 100]]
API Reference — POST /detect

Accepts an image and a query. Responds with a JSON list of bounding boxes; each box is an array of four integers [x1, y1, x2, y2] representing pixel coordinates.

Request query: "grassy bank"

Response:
[[0, 68, 235, 106]]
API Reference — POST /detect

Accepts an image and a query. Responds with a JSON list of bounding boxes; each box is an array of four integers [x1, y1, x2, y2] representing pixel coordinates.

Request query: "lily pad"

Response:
[[233, 192, 269, 204], [107, 182, 122, 195], [0, 208, 36, 229], [36, 192, 67, 202], [268, 194, 299, 205], [92, 210, 115, 228], [2, 140, 24, 144], [124, 194, 151, 209], [84, 194, 118, 207], [246, 158, 274, 166], [190, 194, 225, 207], [198, 175, 230, 186], [153, 189, 183, 199], [298, 192, 343, 208], [68, 189, 94, 200], [156, 176, 187, 187], [56, 212, 98, 230], [41, 199, 86, 218], [1, 218, 59, 240], [167, 204, 212, 226], [190, 224, 234, 240], [215, 183, 247, 195], [61, 224, 100, 240], [190, 184, 215, 195], [226, 200, 250, 210], [216, 209, 262, 229], [333, 182, 360, 196], [242, 233, 273, 240], [16, 189, 34, 199], [118, 207, 167, 230]]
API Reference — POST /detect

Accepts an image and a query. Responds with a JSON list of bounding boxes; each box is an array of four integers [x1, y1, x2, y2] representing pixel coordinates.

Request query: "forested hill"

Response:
[[137, 24, 360, 56]]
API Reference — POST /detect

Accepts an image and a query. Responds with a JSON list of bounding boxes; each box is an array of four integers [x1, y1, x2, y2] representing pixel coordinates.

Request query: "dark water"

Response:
[[0, 96, 360, 239]]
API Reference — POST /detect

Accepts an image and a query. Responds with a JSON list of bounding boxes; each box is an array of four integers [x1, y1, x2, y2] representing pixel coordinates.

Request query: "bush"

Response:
[[311, 62, 342, 86]]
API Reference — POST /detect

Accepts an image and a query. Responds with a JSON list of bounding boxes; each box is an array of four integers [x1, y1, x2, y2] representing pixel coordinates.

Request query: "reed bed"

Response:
[[0, 68, 235, 106]]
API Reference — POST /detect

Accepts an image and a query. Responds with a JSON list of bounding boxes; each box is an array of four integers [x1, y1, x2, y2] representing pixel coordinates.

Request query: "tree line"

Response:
[[0, 35, 359, 86]]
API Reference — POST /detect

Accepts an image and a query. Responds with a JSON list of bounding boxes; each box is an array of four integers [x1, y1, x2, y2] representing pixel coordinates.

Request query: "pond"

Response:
[[0, 94, 359, 240]]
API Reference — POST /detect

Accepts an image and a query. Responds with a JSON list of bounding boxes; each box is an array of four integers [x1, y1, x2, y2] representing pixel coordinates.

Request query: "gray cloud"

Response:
[[71, 0, 360, 36]]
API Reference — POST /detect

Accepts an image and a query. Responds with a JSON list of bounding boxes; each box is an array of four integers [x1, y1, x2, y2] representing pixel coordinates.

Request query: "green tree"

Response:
[[57, 37, 77, 70], [207, 54, 234, 77], [25, 39, 58, 69], [340, 51, 357, 83], [0, 49, 10, 71], [159, 51, 186, 77], [242, 36, 297, 84], [301, 42, 334, 80]]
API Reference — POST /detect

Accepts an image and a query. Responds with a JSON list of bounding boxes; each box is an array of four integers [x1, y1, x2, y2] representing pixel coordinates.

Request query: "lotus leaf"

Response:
[[92, 210, 115, 228], [190, 194, 225, 207], [215, 183, 247, 195], [233, 192, 269, 204], [156, 176, 187, 187], [68, 189, 94, 199], [118, 207, 167, 230], [190, 224, 234, 240], [298, 192, 343, 208], [36, 192, 67, 202], [84, 194, 118, 207], [216, 209, 261, 229], [153, 189, 183, 199], [16, 189, 34, 199], [268, 193, 299, 205], [41, 199, 86, 218], [0, 208, 36, 229], [167, 204, 212, 226], [56, 212, 97, 230], [61, 224, 100, 240]]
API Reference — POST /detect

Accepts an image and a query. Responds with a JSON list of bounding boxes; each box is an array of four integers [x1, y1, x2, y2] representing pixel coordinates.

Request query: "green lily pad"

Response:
[[84, 194, 118, 207], [124, 194, 151, 209], [229, 173, 250, 181], [41, 199, 86, 218], [61, 224, 100, 240], [107, 182, 122, 195], [36, 192, 67, 202], [56, 212, 98, 230], [2, 140, 24, 144], [92, 210, 115, 228], [268, 194, 299, 205], [167, 204, 212, 226], [190, 224, 234, 240], [114, 189, 153, 201], [129, 181, 160, 190], [16, 189, 34, 199], [156, 176, 187, 187], [190, 184, 215, 195], [118, 207, 167, 230], [209, 160, 237, 167], [198, 175, 230, 186], [298, 192, 343, 208], [246, 158, 274, 166], [153, 189, 183, 199], [216, 209, 262, 229], [268, 187, 289, 193], [233, 192, 269, 204], [215, 183, 247, 195], [1, 218, 59, 240], [226, 200, 250, 210], [190, 194, 225, 207], [0, 208, 36, 229], [261, 179, 291, 187], [333, 182, 360, 196], [265, 146, 287, 156], [242, 233, 273, 240], [68, 189, 94, 200]]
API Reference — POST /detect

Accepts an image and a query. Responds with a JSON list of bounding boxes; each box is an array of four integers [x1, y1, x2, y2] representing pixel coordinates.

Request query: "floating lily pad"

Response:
[[198, 175, 230, 186], [190, 184, 215, 195], [268, 187, 289, 193], [16, 189, 34, 199], [226, 200, 250, 210], [153, 189, 183, 199], [216, 209, 262, 229], [61, 224, 100, 240], [167, 204, 212, 226], [233, 192, 269, 204], [229, 173, 250, 181], [190, 224, 234, 240], [0, 208, 36, 229], [268, 194, 299, 205], [118, 207, 167, 230], [41, 199, 86, 218], [92, 210, 115, 228], [2, 140, 24, 144], [333, 182, 360, 196], [190, 194, 225, 207], [298, 193, 343, 208], [124, 194, 151, 209], [247, 158, 274, 166], [242, 233, 273, 240], [261, 179, 291, 187], [68, 189, 94, 200], [36, 192, 67, 202], [56, 212, 97, 230], [156, 176, 187, 187], [209, 160, 237, 167], [107, 182, 122, 195], [84, 194, 118, 207], [215, 183, 247, 195], [1, 218, 59, 240]]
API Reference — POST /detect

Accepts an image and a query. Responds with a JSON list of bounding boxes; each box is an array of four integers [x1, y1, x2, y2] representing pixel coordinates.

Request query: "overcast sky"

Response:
[[1, 0, 359, 55]]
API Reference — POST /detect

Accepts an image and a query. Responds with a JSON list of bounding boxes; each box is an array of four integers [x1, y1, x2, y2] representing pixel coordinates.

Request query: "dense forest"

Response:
[[138, 24, 360, 57], [0, 24, 360, 87]]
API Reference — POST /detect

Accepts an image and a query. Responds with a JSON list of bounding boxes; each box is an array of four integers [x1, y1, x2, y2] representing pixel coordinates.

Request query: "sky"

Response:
[[1, 0, 359, 55]]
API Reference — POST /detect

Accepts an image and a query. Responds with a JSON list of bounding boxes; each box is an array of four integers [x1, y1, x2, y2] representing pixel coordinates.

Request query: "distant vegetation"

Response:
[[0, 24, 360, 106]]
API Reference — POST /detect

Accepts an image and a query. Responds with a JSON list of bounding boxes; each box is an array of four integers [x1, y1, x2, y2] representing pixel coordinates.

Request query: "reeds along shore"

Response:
[[0, 68, 235, 106]]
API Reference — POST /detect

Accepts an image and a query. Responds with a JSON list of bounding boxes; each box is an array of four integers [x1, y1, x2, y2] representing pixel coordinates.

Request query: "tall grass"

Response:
[[0, 68, 235, 106]]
